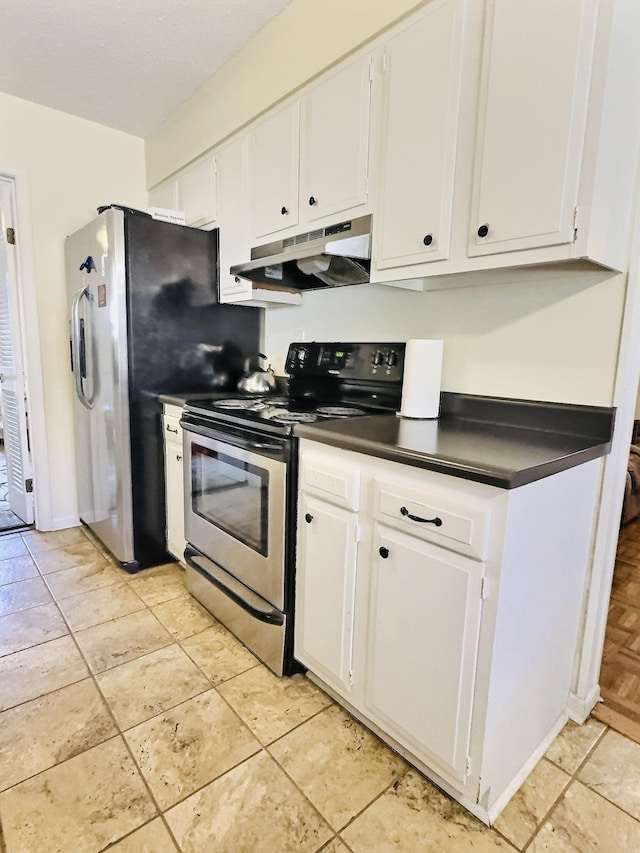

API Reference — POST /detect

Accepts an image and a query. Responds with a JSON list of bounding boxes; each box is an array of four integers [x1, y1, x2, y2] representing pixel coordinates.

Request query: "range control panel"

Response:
[[285, 342, 405, 382]]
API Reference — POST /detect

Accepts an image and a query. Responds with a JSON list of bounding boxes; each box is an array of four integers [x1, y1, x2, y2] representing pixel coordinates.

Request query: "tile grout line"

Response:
[[32, 550, 189, 851], [2, 533, 322, 848], [3, 534, 186, 843], [520, 724, 631, 851], [0, 545, 532, 851], [5, 539, 328, 848], [16, 531, 640, 849]]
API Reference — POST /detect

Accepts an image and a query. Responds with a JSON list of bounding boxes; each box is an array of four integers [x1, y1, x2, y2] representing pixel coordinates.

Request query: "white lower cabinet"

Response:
[[295, 494, 358, 697], [162, 404, 186, 563], [364, 523, 483, 785], [294, 438, 601, 824]]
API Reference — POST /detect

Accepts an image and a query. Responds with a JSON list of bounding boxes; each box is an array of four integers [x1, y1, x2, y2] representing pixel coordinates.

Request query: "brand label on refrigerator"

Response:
[[97, 284, 107, 307]]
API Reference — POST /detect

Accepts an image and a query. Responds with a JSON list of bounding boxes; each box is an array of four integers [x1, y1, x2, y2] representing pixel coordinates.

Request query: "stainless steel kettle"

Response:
[[237, 353, 276, 394]]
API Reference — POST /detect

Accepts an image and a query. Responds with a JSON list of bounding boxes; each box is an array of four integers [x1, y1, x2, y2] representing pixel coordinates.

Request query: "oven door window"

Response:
[[191, 442, 268, 556]]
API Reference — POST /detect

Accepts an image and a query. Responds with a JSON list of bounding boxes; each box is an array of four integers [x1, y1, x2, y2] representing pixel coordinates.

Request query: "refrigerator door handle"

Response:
[[71, 286, 98, 409]]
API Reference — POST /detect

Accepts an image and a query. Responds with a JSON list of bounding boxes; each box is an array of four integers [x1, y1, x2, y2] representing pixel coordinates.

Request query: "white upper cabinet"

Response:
[[247, 52, 373, 246], [468, 0, 596, 257], [177, 155, 218, 229], [153, 0, 640, 295], [299, 54, 372, 225], [375, 0, 468, 270], [248, 102, 301, 242], [217, 136, 252, 303], [148, 178, 177, 212], [148, 154, 218, 229], [371, 0, 640, 285]]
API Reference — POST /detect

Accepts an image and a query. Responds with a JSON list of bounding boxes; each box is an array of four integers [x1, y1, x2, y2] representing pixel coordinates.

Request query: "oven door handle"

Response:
[[246, 440, 283, 451], [184, 547, 284, 626]]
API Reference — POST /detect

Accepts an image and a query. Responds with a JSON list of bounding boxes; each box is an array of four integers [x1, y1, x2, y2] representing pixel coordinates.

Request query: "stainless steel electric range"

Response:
[[180, 341, 406, 675]]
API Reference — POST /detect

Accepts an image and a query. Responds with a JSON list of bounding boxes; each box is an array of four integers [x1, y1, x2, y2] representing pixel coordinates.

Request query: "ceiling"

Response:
[[0, 0, 294, 138]]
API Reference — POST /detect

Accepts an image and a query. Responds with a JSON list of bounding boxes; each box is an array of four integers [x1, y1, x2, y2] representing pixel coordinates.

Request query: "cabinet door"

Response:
[[376, 0, 467, 268], [364, 523, 483, 784], [148, 178, 178, 212], [163, 406, 186, 563], [468, 0, 596, 256], [177, 156, 217, 228], [294, 494, 358, 697], [300, 54, 372, 224], [217, 136, 252, 302], [165, 437, 186, 561], [248, 102, 300, 241]]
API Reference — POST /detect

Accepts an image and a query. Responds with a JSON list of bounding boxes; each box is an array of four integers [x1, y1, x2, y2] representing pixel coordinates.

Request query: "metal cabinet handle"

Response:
[[176, 454, 182, 462], [308, 195, 318, 206], [477, 223, 489, 238], [166, 425, 179, 434], [281, 206, 289, 215], [304, 513, 314, 523], [423, 234, 433, 246], [400, 506, 443, 527], [379, 546, 389, 559]]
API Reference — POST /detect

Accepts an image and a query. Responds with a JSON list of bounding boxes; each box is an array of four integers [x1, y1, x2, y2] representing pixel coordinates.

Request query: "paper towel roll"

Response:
[[399, 339, 443, 419]]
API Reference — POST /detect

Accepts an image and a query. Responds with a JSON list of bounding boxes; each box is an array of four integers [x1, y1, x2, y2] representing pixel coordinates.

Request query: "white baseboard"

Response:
[[567, 685, 601, 724]]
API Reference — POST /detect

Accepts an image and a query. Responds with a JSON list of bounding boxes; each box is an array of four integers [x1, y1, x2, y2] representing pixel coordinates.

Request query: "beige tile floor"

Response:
[[1, 527, 640, 851]]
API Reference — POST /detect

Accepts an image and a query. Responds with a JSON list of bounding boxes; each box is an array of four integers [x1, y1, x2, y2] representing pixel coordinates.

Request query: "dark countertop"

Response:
[[294, 393, 616, 489]]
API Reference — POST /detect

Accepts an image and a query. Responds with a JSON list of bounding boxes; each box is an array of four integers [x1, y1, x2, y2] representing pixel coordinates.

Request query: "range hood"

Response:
[[230, 214, 372, 292]]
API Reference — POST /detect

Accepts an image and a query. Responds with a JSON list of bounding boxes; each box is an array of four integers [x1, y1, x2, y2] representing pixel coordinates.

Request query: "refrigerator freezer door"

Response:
[[66, 209, 135, 566]]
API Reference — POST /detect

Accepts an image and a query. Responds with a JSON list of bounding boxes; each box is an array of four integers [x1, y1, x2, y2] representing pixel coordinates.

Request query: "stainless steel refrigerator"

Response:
[[65, 205, 261, 572]]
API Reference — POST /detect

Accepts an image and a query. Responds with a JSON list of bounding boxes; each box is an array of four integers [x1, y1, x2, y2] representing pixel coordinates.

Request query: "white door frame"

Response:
[[0, 165, 51, 531], [569, 171, 640, 721]]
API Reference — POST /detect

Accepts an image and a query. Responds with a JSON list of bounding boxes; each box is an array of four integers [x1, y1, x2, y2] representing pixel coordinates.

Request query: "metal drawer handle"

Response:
[[166, 425, 179, 434], [176, 454, 182, 462], [304, 513, 313, 524], [400, 506, 442, 527]]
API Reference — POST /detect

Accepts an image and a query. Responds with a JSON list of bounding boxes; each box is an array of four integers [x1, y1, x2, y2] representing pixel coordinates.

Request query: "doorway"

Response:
[[0, 174, 35, 532], [0, 443, 27, 530]]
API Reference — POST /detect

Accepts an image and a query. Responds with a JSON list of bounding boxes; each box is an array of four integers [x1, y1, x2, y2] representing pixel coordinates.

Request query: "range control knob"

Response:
[[386, 350, 398, 367], [371, 350, 384, 367]]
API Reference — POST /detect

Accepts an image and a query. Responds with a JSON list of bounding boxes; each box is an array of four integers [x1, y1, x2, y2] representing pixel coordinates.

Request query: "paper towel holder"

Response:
[[398, 339, 443, 420]]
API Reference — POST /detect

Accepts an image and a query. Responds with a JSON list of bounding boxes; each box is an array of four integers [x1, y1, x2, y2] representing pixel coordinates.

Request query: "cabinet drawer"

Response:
[[163, 412, 182, 443], [373, 477, 490, 560], [299, 454, 360, 511]]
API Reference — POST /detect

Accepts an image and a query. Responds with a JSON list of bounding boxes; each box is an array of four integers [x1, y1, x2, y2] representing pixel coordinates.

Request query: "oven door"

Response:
[[182, 419, 287, 610]]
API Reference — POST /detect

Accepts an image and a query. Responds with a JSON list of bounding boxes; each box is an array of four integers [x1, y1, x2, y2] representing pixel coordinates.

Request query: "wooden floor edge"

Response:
[[592, 703, 640, 745]]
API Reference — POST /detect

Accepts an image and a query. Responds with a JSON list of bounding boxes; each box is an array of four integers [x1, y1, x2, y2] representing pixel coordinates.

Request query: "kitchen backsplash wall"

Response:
[[264, 267, 624, 408]]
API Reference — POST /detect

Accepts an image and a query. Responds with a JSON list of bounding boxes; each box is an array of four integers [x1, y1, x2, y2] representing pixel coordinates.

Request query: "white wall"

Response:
[[264, 268, 624, 407], [0, 92, 147, 529], [146, 0, 426, 186]]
